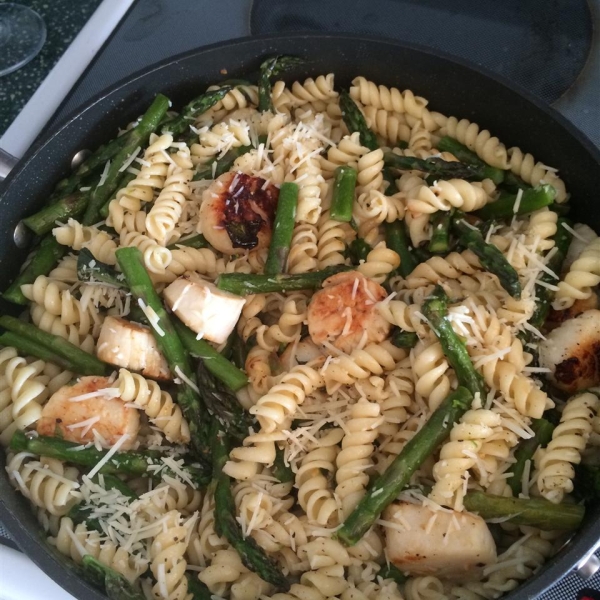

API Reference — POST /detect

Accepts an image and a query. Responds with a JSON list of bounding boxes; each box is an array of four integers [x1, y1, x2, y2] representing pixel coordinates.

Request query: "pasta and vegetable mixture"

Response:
[[2, 56, 600, 600]]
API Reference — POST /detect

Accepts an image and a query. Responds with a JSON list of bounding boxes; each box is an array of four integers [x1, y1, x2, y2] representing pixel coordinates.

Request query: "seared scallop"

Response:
[[383, 502, 496, 581], [96, 316, 170, 380], [539, 309, 600, 394], [198, 171, 279, 255], [37, 376, 139, 449], [307, 271, 391, 353]]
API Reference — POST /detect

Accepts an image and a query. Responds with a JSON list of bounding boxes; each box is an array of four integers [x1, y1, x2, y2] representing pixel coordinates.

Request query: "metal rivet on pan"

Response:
[[13, 221, 32, 249], [71, 149, 91, 169], [576, 540, 600, 579]]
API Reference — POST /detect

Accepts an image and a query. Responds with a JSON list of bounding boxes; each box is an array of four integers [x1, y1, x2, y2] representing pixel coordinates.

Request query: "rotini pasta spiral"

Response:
[[362, 105, 411, 146], [112, 133, 173, 211], [323, 340, 405, 390], [120, 231, 173, 274], [506, 146, 567, 202], [411, 338, 455, 412], [288, 223, 319, 273], [553, 237, 600, 309], [439, 116, 509, 169], [429, 409, 501, 510], [320, 132, 368, 180], [250, 365, 324, 433], [146, 155, 194, 245], [480, 360, 550, 419], [0, 350, 52, 445], [335, 400, 383, 517], [350, 77, 428, 120], [30, 304, 95, 353], [7, 453, 80, 516], [316, 211, 353, 269], [114, 368, 190, 444], [356, 242, 401, 283], [149, 510, 191, 600], [296, 429, 342, 526], [356, 149, 385, 195], [534, 391, 599, 503], [407, 179, 493, 215], [403, 251, 481, 289], [51, 517, 147, 582], [53, 219, 117, 264]]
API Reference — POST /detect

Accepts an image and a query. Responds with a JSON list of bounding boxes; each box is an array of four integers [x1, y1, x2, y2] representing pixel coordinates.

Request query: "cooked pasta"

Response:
[[3, 68, 597, 600]]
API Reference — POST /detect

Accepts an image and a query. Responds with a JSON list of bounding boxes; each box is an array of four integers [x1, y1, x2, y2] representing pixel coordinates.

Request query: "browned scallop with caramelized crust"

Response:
[[37, 376, 139, 449], [198, 171, 279, 255], [307, 271, 391, 353], [539, 309, 600, 394]]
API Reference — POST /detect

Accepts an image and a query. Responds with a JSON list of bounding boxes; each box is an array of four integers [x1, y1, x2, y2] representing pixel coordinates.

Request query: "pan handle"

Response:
[[551, 0, 600, 141], [0, 148, 18, 182]]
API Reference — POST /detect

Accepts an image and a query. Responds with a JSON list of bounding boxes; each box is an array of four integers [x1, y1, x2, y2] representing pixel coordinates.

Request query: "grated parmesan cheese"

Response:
[[137, 298, 165, 337]]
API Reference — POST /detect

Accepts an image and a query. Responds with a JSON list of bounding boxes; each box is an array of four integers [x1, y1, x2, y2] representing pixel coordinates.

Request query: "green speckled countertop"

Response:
[[0, 0, 103, 136]]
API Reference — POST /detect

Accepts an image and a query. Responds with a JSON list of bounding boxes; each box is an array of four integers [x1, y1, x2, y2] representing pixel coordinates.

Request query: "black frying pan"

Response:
[[0, 34, 599, 600]]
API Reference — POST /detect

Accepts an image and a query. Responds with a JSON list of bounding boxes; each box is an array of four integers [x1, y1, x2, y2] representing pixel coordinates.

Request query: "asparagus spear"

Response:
[[384, 152, 489, 182], [193, 145, 253, 181], [384, 221, 417, 277], [265, 182, 298, 275], [258, 55, 305, 112], [437, 136, 505, 185], [23, 192, 89, 236], [428, 210, 452, 254], [83, 94, 170, 225], [272, 446, 294, 483], [217, 265, 351, 295], [0, 332, 81, 373], [463, 491, 583, 531], [77, 248, 127, 288], [186, 575, 212, 600], [212, 424, 289, 589], [337, 386, 473, 545], [82, 555, 145, 600], [346, 238, 371, 265], [502, 171, 531, 194], [0, 316, 107, 375], [229, 331, 248, 371], [339, 91, 379, 151], [378, 563, 408, 585], [527, 217, 572, 334], [391, 330, 419, 349], [160, 87, 232, 137], [474, 185, 556, 220], [507, 418, 555, 496], [10, 430, 210, 487], [115, 247, 210, 462], [167, 233, 209, 250], [173, 318, 248, 391], [3, 236, 67, 305], [421, 286, 487, 399], [196, 360, 253, 441], [452, 212, 521, 298], [330, 166, 358, 222]]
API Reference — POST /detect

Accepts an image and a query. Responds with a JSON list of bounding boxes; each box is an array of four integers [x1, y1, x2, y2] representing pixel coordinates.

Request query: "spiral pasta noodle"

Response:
[[363, 106, 411, 146], [429, 409, 501, 510], [149, 510, 192, 600], [288, 223, 319, 273], [316, 211, 352, 269], [53, 219, 117, 264], [296, 429, 341, 526], [250, 365, 324, 433], [356, 242, 401, 283], [350, 77, 428, 120], [407, 179, 493, 215], [320, 132, 368, 179], [114, 368, 190, 444], [534, 392, 599, 503], [146, 155, 194, 245], [411, 339, 455, 412], [7, 453, 80, 516], [553, 237, 600, 309], [51, 517, 147, 582], [30, 304, 96, 353], [335, 400, 383, 517]]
